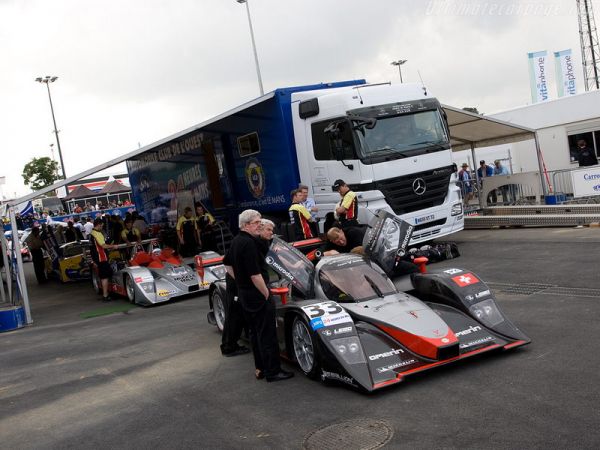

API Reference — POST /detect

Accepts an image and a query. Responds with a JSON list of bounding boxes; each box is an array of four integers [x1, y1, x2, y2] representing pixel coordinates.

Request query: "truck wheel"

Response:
[[291, 316, 320, 379], [125, 275, 136, 304]]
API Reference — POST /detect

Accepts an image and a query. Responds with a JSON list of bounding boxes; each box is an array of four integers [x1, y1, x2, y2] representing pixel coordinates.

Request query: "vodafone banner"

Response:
[[554, 49, 577, 97], [528, 50, 549, 103]]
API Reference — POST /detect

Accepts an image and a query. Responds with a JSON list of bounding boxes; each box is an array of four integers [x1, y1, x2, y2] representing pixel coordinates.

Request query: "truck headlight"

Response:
[[451, 202, 463, 216], [331, 336, 365, 365]]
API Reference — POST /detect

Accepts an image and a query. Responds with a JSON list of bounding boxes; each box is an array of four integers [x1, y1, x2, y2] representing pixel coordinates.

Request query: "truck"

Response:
[[126, 79, 464, 244]]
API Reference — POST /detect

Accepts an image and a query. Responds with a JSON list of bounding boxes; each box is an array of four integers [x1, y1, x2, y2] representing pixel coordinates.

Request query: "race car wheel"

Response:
[[91, 270, 101, 295], [125, 275, 136, 304], [291, 316, 320, 379], [211, 289, 227, 333]]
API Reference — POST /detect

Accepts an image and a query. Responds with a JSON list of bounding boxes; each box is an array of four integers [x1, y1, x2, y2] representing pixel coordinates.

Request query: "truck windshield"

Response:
[[354, 109, 449, 162]]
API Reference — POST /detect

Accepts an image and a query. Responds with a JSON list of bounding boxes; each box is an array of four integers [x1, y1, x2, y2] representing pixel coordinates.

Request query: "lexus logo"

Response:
[[412, 178, 427, 196]]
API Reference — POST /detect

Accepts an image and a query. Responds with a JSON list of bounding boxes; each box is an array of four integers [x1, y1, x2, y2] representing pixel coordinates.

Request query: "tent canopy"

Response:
[[442, 105, 536, 152], [62, 184, 96, 201], [98, 180, 130, 194]]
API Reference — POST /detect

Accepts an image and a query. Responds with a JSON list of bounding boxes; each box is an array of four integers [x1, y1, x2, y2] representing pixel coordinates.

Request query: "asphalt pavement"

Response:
[[1, 227, 599, 449]]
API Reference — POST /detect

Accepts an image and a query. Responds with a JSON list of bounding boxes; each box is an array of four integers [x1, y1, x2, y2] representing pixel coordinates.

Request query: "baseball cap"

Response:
[[479, 160, 485, 164], [332, 179, 346, 191], [494, 159, 500, 164]]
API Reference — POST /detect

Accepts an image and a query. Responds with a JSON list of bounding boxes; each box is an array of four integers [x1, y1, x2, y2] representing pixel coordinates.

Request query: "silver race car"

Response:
[[90, 239, 224, 306]]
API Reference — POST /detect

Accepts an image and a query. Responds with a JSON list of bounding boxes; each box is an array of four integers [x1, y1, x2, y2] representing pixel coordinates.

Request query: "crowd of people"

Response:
[[458, 159, 516, 206]]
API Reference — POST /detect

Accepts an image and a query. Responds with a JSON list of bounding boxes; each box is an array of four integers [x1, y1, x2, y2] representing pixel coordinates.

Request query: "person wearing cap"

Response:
[[477, 160, 497, 205], [89, 218, 118, 301], [289, 189, 316, 241], [458, 164, 473, 205], [575, 139, 598, 167], [333, 179, 359, 229]]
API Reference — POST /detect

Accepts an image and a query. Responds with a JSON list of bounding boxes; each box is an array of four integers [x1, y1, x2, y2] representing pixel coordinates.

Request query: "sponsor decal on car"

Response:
[[376, 359, 417, 373], [454, 325, 482, 337], [134, 277, 143, 283], [321, 329, 332, 336], [475, 289, 490, 299], [459, 336, 493, 349], [368, 348, 404, 361], [302, 302, 351, 329], [200, 281, 211, 287], [465, 294, 475, 302], [310, 318, 324, 330], [451, 273, 480, 287], [333, 326, 353, 335], [444, 268, 462, 275], [321, 370, 356, 386], [158, 289, 174, 297]]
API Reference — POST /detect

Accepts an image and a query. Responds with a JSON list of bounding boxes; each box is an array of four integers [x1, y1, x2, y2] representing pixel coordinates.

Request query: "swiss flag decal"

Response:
[[452, 273, 480, 287]]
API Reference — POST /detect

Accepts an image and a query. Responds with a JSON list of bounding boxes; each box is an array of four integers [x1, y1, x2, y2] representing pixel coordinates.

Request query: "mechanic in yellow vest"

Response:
[[176, 206, 198, 257], [333, 179, 359, 229], [288, 189, 316, 241]]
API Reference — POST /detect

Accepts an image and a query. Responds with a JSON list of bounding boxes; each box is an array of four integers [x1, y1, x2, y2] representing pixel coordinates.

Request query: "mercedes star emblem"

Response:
[[412, 178, 427, 195]]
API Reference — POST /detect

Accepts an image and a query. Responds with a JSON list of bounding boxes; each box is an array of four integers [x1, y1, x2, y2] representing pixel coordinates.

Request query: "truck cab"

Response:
[[290, 82, 464, 243]]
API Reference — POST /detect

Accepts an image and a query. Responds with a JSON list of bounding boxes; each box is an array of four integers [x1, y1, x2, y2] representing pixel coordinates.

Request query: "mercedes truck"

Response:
[[126, 79, 463, 243]]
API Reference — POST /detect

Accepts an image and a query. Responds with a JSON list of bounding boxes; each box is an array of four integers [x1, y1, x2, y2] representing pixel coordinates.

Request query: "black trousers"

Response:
[[220, 277, 247, 354], [240, 291, 281, 377], [31, 249, 47, 284]]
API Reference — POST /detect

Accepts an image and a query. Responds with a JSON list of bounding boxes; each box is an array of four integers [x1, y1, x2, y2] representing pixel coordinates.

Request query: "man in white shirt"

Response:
[[83, 217, 94, 239]]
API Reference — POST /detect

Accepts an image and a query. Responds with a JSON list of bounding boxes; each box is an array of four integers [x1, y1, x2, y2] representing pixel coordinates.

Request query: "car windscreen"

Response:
[[318, 257, 396, 303]]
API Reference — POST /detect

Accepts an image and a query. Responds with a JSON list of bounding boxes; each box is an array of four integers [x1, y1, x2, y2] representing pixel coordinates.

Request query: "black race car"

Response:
[[208, 210, 530, 392]]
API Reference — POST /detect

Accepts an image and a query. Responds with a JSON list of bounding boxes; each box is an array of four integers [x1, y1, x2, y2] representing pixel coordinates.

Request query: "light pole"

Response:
[[236, 0, 264, 95], [390, 59, 408, 83], [35, 75, 66, 179]]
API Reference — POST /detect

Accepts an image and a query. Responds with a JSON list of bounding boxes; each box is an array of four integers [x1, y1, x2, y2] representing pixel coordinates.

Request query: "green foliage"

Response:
[[22, 157, 60, 190]]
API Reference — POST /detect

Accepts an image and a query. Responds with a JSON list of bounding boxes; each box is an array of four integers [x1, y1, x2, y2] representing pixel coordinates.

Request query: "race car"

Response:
[[45, 240, 91, 282], [90, 239, 224, 306], [207, 210, 530, 392]]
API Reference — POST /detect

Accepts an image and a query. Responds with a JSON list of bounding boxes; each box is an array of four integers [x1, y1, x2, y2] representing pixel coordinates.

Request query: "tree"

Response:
[[22, 157, 60, 191]]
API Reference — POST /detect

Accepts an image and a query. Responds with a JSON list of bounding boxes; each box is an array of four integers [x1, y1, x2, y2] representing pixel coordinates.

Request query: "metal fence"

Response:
[[457, 172, 543, 210]]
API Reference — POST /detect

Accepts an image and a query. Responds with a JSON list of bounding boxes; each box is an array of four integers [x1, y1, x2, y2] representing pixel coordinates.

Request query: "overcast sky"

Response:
[[1, 0, 593, 199]]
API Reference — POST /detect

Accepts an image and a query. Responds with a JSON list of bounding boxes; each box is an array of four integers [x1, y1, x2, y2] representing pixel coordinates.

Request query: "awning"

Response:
[[442, 104, 536, 151]]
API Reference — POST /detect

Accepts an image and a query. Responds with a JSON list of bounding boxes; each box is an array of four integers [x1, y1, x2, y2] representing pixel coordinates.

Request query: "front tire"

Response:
[[211, 289, 227, 333], [125, 275, 136, 304], [291, 316, 320, 379]]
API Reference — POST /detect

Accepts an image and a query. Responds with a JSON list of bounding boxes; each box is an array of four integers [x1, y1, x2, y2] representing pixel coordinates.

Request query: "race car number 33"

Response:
[[301, 302, 352, 330]]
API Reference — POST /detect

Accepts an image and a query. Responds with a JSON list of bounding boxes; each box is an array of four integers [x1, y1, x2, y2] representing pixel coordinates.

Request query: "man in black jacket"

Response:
[[225, 210, 293, 382], [576, 139, 598, 167]]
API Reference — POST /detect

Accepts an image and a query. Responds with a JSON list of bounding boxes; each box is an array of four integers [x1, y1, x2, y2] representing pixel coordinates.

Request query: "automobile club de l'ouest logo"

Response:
[[245, 157, 265, 199]]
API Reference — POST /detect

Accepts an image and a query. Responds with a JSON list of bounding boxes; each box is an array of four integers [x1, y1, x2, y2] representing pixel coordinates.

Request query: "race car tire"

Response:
[[91, 270, 101, 295], [211, 289, 226, 333], [125, 275, 136, 304], [291, 316, 320, 379]]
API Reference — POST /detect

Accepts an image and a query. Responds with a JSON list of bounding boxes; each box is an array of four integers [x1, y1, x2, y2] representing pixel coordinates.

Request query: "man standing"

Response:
[[298, 184, 318, 221], [493, 160, 514, 204], [89, 218, 117, 302], [225, 209, 293, 382], [176, 206, 198, 257], [477, 160, 497, 205], [332, 179, 359, 228], [576, 139, 598, 167], [25, 227, 47, 284], [458, 163, 473, 205], [83, 217, 94, 239], [289, 189, 316, 241]]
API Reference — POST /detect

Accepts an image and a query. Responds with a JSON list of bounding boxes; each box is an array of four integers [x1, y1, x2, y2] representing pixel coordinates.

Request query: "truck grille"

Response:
[[359, 166, 453, 215]]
